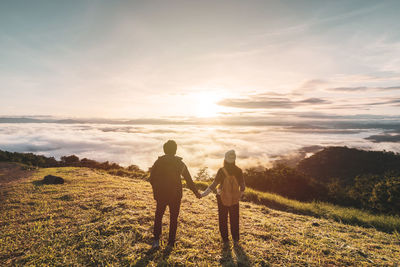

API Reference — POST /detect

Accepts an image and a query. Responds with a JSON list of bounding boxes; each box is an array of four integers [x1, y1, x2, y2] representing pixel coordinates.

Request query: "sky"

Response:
[[1, 1, 400, 171], [1, 0, 400, 120]]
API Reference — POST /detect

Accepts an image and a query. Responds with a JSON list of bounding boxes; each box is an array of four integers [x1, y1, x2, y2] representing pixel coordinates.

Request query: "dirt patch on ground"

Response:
[[0, 162, 35, 184]]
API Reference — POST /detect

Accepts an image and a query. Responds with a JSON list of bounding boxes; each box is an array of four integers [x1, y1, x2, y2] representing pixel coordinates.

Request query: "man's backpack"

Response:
[[219, 167, 241, 206]]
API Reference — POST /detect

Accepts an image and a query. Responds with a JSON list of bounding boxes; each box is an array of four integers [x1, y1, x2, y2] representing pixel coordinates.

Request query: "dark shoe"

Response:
[[163, 245, 173, 258], [222, 240, 230, 248]]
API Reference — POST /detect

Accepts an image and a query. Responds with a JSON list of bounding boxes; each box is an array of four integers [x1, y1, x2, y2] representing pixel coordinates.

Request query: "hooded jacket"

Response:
[[149, 154, 198, 202]]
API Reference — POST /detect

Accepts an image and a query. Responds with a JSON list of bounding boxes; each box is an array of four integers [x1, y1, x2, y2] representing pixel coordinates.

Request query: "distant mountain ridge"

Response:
[[297, 146, 400, 183]]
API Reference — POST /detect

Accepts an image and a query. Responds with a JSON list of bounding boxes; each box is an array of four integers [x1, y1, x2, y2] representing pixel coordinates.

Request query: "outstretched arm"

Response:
[[200, 182, 215, 198], [181, 164, 201, 198], [201, 169, 222, 197]]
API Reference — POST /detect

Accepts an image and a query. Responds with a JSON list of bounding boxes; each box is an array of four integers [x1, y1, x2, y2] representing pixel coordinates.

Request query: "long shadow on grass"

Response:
[[133, 247, 159, 266], [233, 244, 251, 266], [220, 243, 234, 266], [220, 243, 251, 266], [133, 246, 173, 267]]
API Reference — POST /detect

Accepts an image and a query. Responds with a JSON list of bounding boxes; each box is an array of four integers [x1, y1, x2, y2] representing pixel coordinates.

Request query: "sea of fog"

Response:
[[1, 122, 399, 175]]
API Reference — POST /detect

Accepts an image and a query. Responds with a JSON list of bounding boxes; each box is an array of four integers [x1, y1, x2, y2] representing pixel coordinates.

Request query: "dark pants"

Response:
[[153, 198, 181, 244], [217, 195, 239, 242]]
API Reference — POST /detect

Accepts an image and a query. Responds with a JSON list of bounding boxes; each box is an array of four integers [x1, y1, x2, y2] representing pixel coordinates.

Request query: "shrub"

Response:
[[194, 167, 212, 181], [370, 177, 400, 214]]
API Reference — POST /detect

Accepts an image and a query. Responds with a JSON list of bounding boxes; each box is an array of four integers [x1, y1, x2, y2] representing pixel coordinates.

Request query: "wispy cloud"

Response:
[[365, 133, 400, 143], [367, 98, 400, 106], [291, 79, 328, 95], [328, 86, 400, 92], [218, 96, 330, 109]]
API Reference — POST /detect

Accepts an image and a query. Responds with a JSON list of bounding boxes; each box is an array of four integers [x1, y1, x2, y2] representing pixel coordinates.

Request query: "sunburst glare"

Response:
[[193, 92, 224, 118]]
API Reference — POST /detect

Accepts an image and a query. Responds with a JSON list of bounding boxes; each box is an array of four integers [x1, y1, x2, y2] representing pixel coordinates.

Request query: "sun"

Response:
[[193, 92, 223, 118]]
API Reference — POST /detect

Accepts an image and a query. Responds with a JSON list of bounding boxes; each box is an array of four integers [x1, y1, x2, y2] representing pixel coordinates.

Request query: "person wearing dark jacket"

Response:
[[201, 150, 245, 244], [149, 140, 201, 249]]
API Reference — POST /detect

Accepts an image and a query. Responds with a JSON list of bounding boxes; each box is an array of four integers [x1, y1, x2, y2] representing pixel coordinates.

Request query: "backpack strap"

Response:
[[180, 164, 186, 177], [222, 167, 230, 178], [222, 167, 238, 186]]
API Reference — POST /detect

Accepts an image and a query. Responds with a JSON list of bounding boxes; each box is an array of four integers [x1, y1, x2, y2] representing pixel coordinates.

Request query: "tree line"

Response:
[[0, 150, 147, 179], [244, 147, 400, 214]]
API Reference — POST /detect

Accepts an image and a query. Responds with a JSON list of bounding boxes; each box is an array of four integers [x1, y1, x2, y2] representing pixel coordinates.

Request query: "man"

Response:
[[149, 140, 201, 249]]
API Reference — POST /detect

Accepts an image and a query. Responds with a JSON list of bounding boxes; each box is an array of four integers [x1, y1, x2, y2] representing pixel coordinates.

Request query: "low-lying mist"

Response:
[[1, 122, 399, 174]]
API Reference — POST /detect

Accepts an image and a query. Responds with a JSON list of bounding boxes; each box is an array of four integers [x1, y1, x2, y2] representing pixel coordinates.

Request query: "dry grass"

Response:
[[1, 165, 399, 266], [194, 181, 400, 233]]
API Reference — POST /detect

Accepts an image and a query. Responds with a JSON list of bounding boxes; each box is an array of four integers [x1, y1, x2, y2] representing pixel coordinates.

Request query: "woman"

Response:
[[201, 150, 245, 244]]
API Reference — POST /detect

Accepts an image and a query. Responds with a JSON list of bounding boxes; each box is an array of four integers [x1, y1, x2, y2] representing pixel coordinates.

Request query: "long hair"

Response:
[[223, 160, 235, 174]]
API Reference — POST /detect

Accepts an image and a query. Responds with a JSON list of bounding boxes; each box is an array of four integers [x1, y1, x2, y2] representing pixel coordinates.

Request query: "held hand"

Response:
[[201, 187, 211, 198], [195, 191, 202, 199]]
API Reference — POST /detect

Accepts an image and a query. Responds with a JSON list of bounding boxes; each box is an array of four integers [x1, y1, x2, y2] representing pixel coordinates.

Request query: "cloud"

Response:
[[2, 114, 400, 132], [0, 143, 61, 153], [285, 126, 363, 135], [328, 86, 400, 92], [298, 98, 329, 104], [99, 126, 179, 134], [291, 79, 328, 95], [367, 98, 400, 106], [329, 86, 368, 92], [1, 120, 400, 175], [365, 134, 400, 143], [268, 111, 395, 119], [271, 145, 324, 167], [0, 116, 191, 125], [0, 121, 394, 174], [218, 96, 330, 109]]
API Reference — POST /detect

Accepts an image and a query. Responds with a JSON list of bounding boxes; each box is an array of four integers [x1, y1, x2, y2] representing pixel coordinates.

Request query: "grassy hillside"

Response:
[[1, 164, 400, 266], [194, 181, 400, 233]]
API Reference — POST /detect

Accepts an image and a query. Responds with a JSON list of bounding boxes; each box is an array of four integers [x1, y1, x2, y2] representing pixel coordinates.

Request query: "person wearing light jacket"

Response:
[[201, 150, 245, 244]]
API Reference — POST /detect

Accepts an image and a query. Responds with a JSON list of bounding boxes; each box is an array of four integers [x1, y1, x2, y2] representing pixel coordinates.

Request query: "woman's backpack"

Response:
[[219, 167, 241, 206]]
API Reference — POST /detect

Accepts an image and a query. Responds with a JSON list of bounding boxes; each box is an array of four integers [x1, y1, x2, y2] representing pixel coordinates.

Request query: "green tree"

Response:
[[194, 167, 212, 181], [370, 176, 400, 214]]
